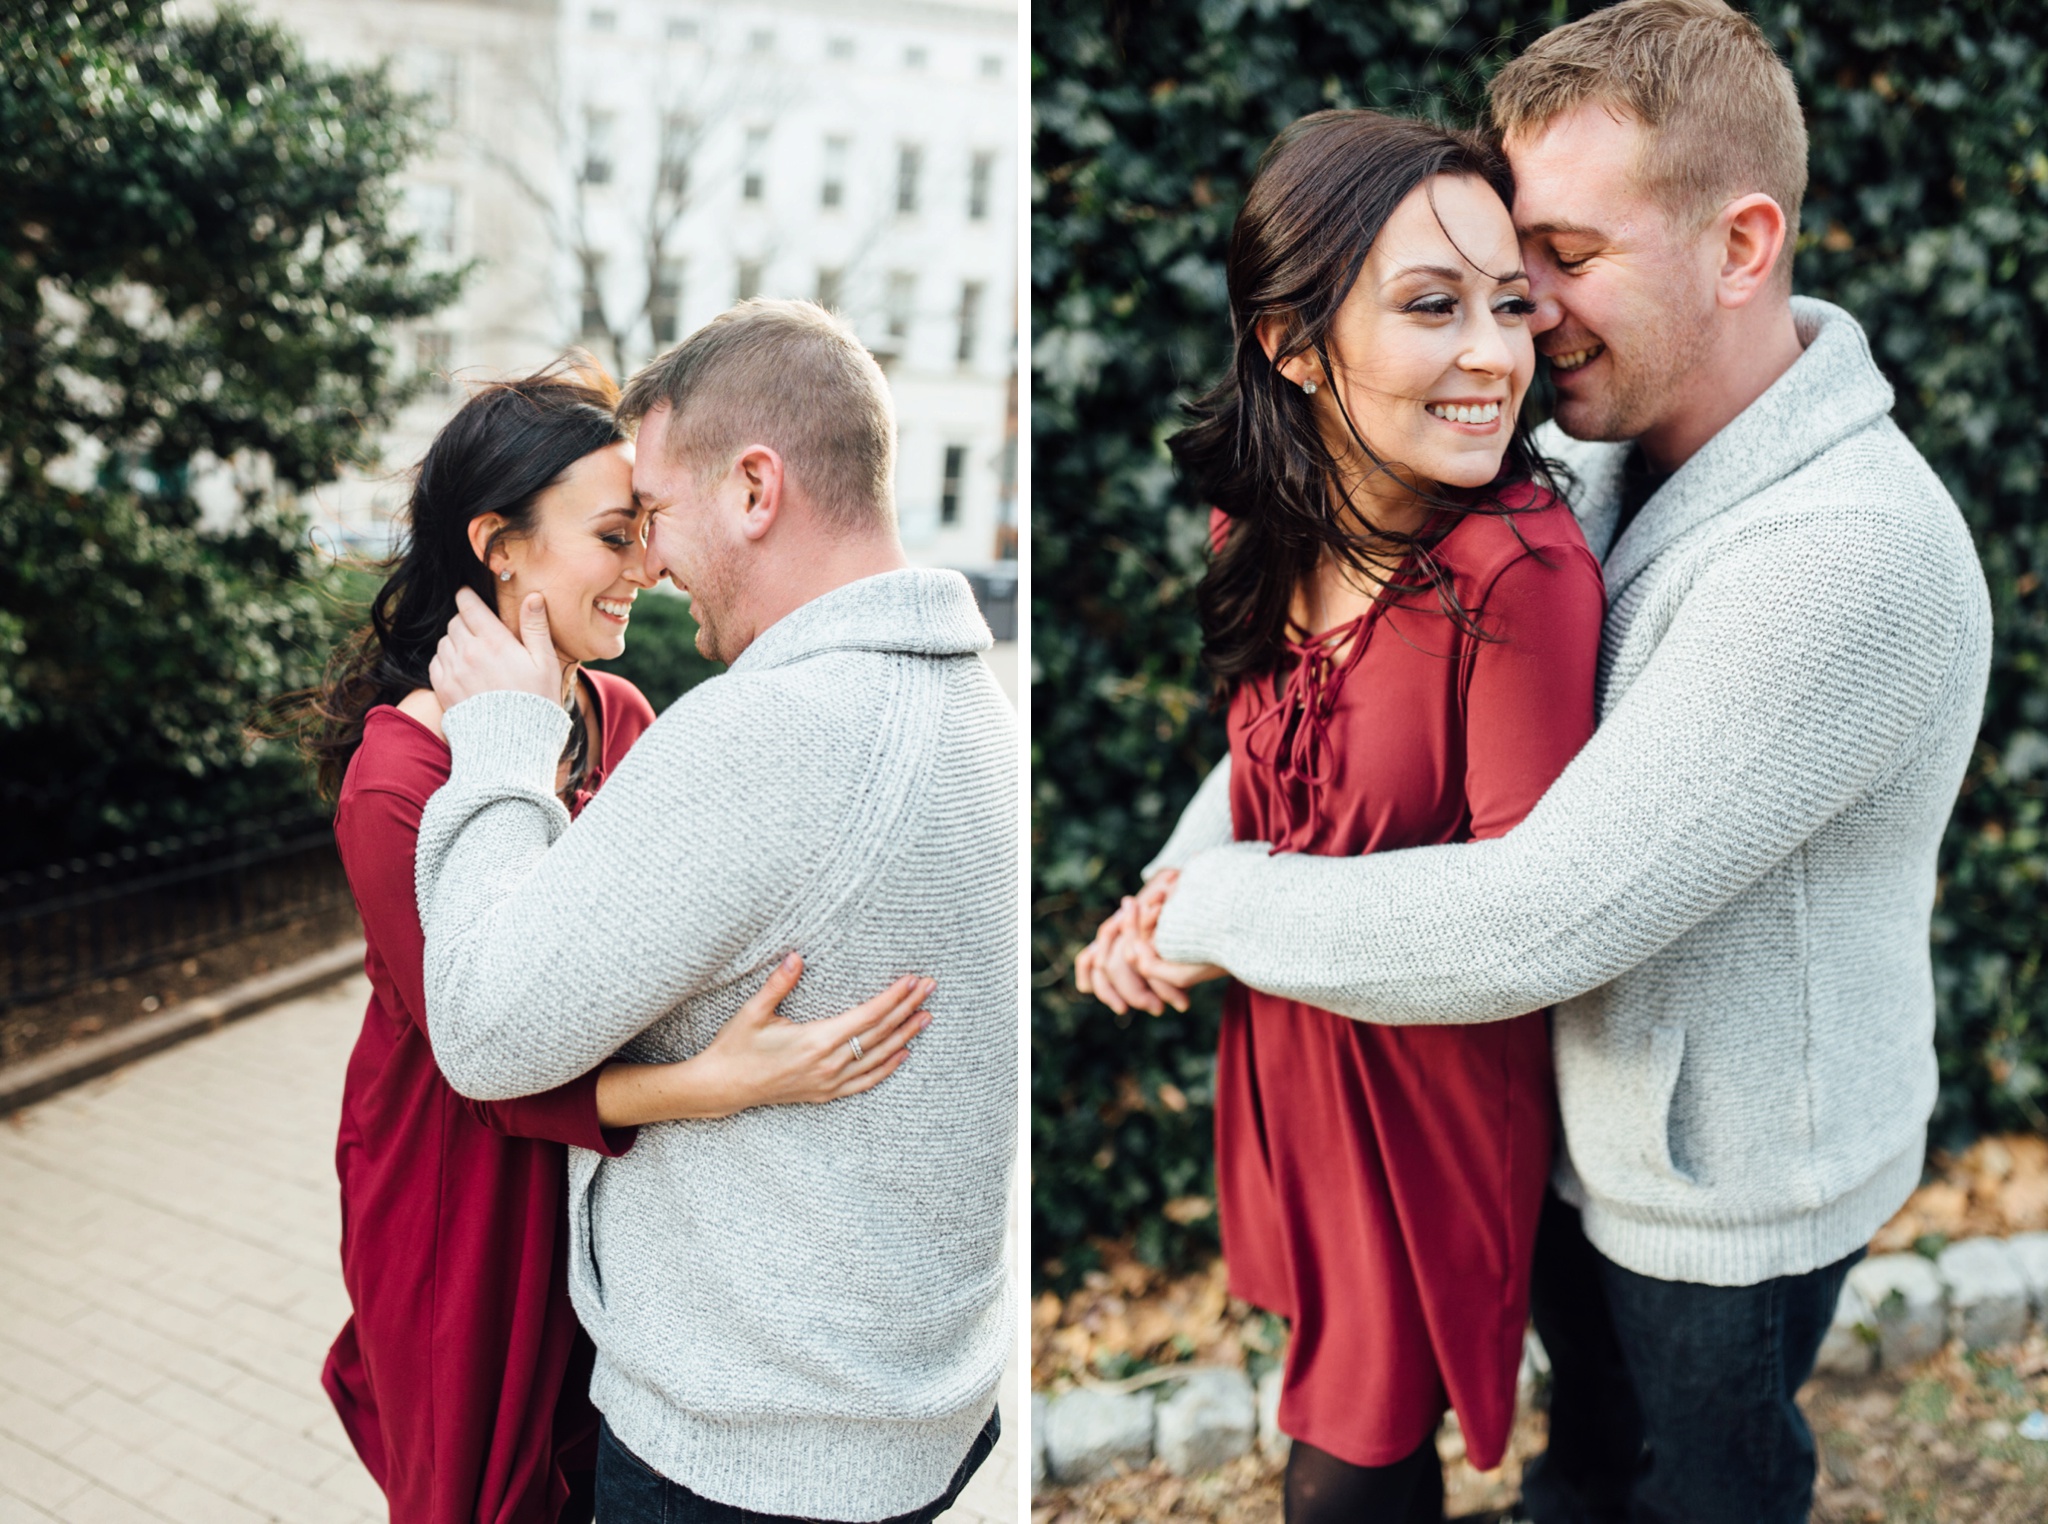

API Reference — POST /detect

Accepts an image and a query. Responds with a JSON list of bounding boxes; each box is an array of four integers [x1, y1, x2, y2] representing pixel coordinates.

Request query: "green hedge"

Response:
[[1031, 0, 2048, 1283], [0, 0, 460, 868]]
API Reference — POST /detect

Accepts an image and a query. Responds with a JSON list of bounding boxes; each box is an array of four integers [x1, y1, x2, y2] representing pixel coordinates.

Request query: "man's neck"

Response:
[[731, 532, 911, 658], [1634, 295, 1806, 475]]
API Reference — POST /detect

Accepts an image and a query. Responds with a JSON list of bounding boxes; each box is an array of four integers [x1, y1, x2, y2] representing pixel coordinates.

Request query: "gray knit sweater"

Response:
[[1151, 298, 1992, 1287], [414, 569, 1016, 1520]]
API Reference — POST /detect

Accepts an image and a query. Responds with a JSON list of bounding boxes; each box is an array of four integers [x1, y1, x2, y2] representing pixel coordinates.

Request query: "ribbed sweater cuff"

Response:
[[440, 690, 571, 797], [1155, 842, 1271, 967]]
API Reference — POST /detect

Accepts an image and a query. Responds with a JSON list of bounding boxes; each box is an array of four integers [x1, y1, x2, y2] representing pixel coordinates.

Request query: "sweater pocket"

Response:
[[569, 1150, 608, 1314], [1641, 1023, 1696, 1186]]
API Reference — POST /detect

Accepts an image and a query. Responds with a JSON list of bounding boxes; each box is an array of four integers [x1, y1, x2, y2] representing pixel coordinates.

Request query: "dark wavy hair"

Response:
[[1170, 109, 1563, 699], [280, 359, 626, 798]]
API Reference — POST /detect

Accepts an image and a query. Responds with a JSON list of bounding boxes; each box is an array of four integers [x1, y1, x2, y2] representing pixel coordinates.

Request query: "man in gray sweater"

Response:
[[414, 301, 1015, 1522], [1097, 4, 1991, 1521]]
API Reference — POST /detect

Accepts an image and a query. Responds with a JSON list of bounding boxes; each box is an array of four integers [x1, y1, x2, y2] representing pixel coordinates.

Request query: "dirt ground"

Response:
[[1033, 1137, 2048, 1522], [1034, 1332, 2048, 1522], [1033, 1331, 2048, 1524], [0, 905, 362, 1069], [1031, 1409, 1544, 1523]]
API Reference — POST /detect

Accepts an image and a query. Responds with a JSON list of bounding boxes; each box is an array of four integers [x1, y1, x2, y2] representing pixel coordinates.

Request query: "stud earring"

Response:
[[498, 569, 512, 582], [1302, 379, 1318, 396]]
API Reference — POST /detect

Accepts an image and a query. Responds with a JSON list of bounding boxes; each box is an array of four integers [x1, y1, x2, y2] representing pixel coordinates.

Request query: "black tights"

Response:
[[1283, 1434, 1443, 1524]]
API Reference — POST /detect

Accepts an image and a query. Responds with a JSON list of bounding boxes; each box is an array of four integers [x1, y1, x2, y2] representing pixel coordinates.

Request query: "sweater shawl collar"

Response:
[[1568, 297, 1896, 600], [727, 566, 993, 675]]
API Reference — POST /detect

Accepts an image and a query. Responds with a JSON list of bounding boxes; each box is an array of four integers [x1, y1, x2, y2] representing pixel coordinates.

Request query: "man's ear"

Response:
[[466, 512, 510, 575], [733, 446, 786, 543], [1715, 193, 1789, 308], [1256, 313, 1321, 393]]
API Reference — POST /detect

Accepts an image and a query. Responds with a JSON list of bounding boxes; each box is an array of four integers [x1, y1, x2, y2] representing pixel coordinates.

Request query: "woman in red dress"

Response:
[[1078, 114, 1606, 1521], [292, 368, 934, 1524]]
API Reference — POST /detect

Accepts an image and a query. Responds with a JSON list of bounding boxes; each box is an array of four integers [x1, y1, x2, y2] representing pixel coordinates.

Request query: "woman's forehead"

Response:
[[1371, 175, 1519, 279], [539, 443, 640, 518]]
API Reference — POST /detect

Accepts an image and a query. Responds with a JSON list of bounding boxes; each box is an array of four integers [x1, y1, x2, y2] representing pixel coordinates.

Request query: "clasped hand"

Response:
[[1073, 870, 1225, 1015]]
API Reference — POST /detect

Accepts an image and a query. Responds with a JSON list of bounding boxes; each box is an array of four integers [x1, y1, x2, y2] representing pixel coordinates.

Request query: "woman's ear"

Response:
[[466, 513, 509, 578], [1256, 314, 1321, 394]]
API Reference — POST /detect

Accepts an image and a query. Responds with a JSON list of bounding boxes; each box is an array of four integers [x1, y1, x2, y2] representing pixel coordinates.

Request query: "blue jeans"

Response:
[[1520, 1192, 1861, 1524], [594, 1409, 1000, 1524]]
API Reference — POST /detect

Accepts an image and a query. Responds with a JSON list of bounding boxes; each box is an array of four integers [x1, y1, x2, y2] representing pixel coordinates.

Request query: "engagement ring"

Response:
[[848, 1035, 864, 1061]]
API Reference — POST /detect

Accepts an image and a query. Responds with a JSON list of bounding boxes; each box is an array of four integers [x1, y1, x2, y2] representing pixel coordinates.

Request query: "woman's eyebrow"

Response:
[[1390, 263, 1474, 284], [1389, 262, 1529, 285], [587, 503, 641, 523]]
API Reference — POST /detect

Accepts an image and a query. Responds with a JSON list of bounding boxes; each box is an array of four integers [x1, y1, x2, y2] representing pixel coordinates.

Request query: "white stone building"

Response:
[[241, 0, 1018, 570]]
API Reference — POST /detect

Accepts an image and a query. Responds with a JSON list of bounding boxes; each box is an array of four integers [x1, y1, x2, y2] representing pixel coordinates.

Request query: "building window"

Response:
[[748, 28, 774, 52], [742, 127, 768, 203], [968, 151, 994, 221], [955, 282, 982, 365], [940, 445, 967, 526], [904, 46, 928, 69], [885, 272, 914, 342], [980, 54, 1002, 79], [736, 260, 763, 301], [650, 259, 684, 345], [579, 255, 607, 339], [666, 16, 698, 41], [589, 8, 618, 31], [660, 114, 694, 197], [815, 268, 843, 311], [827, 36, 854, 60], [415, 328, 453, 393], [407, 184, 456, 254], [820, 135, 847, 209], [895, 145, 921, 215], [582, 109, 615, 185], [404, 48, 459, 129]]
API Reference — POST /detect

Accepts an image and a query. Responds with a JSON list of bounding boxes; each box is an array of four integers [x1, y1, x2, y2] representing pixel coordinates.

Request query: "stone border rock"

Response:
[[0, 939, 366, 1116], [1034, 1236, 2048, 1493], [1034, 1334, 1544, 1491], [1818, 1236, 2048, 1375]]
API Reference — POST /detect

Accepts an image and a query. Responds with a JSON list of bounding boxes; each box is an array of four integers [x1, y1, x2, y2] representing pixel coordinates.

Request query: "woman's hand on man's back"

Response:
[[593, 955, 934, 1125]]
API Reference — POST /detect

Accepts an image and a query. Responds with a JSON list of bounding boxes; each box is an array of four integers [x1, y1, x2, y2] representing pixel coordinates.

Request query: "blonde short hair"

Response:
[[1489, 0, 1806, 275], [617, 298, 897, 532]]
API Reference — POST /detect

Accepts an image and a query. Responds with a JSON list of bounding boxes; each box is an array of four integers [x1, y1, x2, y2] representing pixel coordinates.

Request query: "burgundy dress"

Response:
[[1214, 488, 1604, 1472], [323, 669, 656, 1524]]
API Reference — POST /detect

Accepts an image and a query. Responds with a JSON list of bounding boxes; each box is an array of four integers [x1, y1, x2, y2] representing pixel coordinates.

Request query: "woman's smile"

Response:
[[1423, 396, 1506, 432], [594, 594, 635, 625]]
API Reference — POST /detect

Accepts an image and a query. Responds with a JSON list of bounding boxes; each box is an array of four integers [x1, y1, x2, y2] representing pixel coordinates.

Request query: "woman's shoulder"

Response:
[[1446, 482, 1599, 582], [585, 668, 659, 757], [338, 703, 450, 813]]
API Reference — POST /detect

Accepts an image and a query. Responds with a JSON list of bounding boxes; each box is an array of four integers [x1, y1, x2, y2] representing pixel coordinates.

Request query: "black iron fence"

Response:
[[0, 812, 354, 1012]]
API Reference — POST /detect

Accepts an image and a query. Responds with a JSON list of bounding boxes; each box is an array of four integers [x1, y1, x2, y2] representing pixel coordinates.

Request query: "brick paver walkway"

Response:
[[0, 974, 1019, 1524]]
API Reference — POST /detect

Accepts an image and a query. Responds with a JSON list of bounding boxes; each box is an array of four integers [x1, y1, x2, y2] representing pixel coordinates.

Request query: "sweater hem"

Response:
[[590, 1358, 999, 1522], [1576, 1135, 1924, 1286]]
